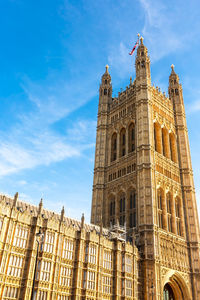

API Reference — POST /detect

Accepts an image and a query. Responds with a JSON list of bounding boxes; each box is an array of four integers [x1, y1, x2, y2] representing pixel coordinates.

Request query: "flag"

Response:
[[129, 39, 139, 55]]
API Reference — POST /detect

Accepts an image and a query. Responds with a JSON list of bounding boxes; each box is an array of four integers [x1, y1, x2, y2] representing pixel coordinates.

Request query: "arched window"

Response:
[[119, 193, 125, 226], [141, 60, 145, 68], [166, 193, 172, 232], [157, 189, 163, 229], [120, 128, 126, 157], [175, 197, 181, 236], [163, 284, 175, 300], [111, 133, 117, 162], [154, 123, 162, 154], [162, 127, 170, 158], [128, 123, 135, 153], [169, 133, 177, 163], [109, 197, 115, 226], [129, 190, 136, 228]]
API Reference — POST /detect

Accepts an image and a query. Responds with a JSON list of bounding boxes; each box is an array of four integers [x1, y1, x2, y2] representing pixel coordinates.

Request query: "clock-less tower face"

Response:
[[91, 37, 200, 299]]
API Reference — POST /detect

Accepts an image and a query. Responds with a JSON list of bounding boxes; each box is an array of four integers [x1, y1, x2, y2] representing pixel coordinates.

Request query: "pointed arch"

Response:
[[120, 128, 126, 157], [175, 197, 182, 236], [111, 132, 117, 162], [162, 270, 192, 300], [157, 188, 164, 229], [166, 192, 172, 232], [162, 127, 170, 158], [108, 194, 116, 227], [129, 189, 137, 228], [169, 132, 177, 163], [128, 123, 135, 153], [154, 122, 162, 154], [118, 191, 126, 226]]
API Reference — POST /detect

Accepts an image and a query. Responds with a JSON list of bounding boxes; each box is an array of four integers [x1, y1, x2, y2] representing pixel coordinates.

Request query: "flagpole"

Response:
[[130, 33, 140, 76]]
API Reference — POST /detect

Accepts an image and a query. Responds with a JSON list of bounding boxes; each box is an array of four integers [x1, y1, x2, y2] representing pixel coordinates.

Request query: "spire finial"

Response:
[[105, 64, 109, 73], [171, 64, 175, 71], [61, 206, 65, 221], [13, 192, 19, 207], [81, 213, 85, 229], [38, 198, 43, 214], [140, 36, 144, 45]]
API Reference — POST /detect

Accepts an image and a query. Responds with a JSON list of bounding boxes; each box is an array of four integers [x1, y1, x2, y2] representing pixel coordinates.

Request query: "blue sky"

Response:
[[0, 0, 200, 222]]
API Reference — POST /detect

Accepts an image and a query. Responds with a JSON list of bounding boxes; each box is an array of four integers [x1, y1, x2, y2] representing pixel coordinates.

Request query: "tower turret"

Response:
[[168, 64, 183, 105], [168, 65, 200, 299], [91, 65, 112, 225], [135, 37, 151, 85], [98, 65, 112, 110]]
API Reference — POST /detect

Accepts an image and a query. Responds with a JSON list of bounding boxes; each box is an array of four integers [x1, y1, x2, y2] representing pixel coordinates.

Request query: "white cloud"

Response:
[[139, 0, 184, 61], [0, 77, 97, 177], [18, 180, 27, 185], [0, 134, 81, 177], [21, 75, 97, 125], [138, 0, 200, 64]]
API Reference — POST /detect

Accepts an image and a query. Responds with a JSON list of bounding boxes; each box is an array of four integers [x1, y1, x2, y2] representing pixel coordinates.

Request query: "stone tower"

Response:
[[91, 37, 200, 299]]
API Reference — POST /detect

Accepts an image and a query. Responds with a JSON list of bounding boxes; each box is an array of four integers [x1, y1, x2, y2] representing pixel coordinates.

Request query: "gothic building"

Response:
[[91, 37, 200, 299], [0, 37, 199, 300]]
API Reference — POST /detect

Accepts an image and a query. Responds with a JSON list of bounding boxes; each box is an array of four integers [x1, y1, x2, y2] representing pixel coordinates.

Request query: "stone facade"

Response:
[[0, 194, 139, 300], [0, 37, 200, 300], [91, 37, 200, 299]]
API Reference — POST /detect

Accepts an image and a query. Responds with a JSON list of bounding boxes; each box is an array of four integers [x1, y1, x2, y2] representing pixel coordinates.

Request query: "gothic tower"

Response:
[[91, 37, 200, 299]]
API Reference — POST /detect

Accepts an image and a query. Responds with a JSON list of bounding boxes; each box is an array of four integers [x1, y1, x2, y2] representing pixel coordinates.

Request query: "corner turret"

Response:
[[99, 65, 112, 106], [168, 64, 183, 104]]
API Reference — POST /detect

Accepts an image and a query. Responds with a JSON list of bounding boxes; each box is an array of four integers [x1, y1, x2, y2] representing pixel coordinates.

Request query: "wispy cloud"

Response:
[[139, 0, 200, 62], [0, 72, 97, 177], [22, 75, 97, 125]]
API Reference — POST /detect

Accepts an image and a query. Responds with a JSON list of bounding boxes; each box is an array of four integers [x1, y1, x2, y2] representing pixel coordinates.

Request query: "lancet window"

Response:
[[40, 260, 51, 281], [122, 279, 132, 297], [62, 238, 74, 260], [169, 133, 177, 163], [44, 231, 55, 253], [13, 225, 29, 249], [154, 123, 162, 154], [119, 193, 126, 226], [175, 197, 181, 236], [166, 193, 172, 232], [102, 275, 112, 294], [122, 254, 133, 273], [129, 190, 136, 228], [85, 244, 97, 264], [83, 270, 95, 290], [162, 127, 170, 158], [59, 266, 72, 287], [157, 189, 163, 229], [103, 250, 112, 269], [128, 123, 135, 153], [7, 255, 24, 278], [111, 133, 117, 162], [109, 197, 115, 226], [120, 128, 126, 157], [3, 286, 19, 300]]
